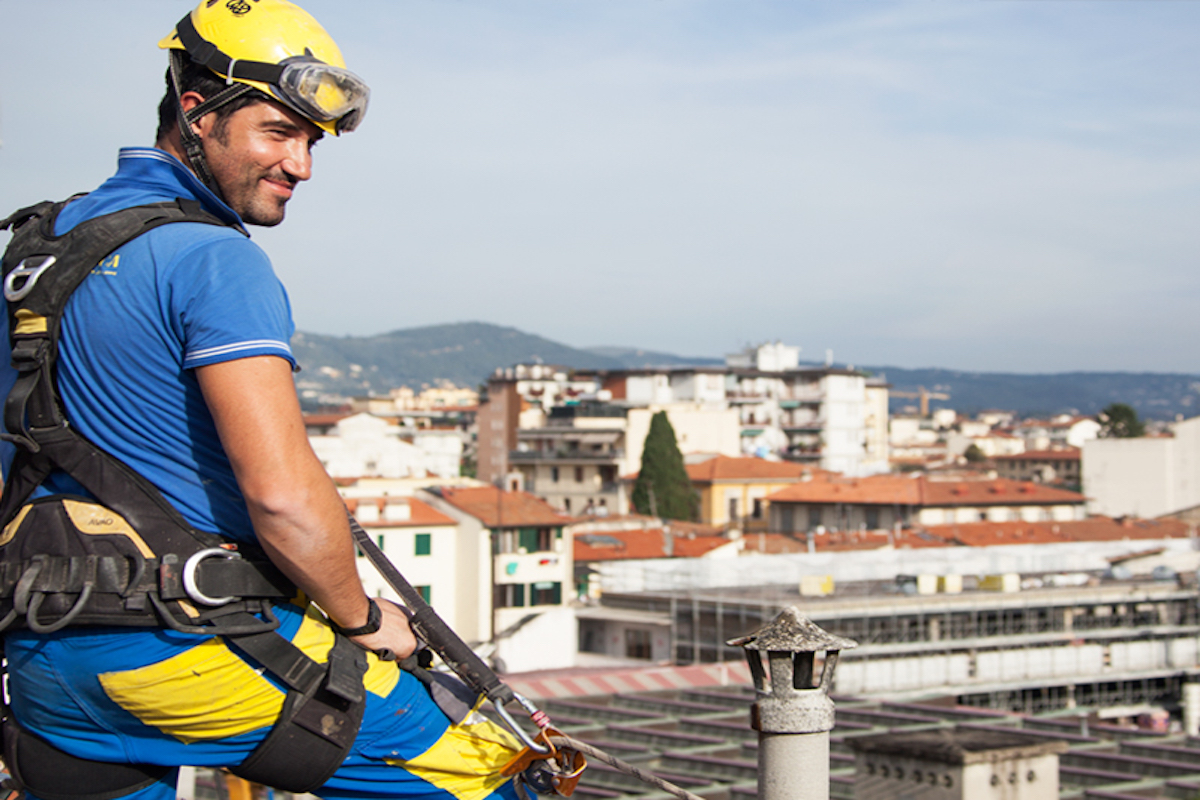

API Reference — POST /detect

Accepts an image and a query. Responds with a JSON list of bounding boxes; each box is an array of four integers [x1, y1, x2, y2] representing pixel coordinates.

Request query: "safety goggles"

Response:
[[274, 57, 370, 133], [173, 14, 369, 133]]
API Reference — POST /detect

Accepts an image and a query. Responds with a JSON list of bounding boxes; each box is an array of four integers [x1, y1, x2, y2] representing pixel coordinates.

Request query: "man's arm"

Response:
[[196, 355, 416, 657]]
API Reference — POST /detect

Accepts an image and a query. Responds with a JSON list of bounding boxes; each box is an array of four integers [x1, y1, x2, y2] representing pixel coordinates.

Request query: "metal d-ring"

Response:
[[182, 547, 242, 606], [4, 255, 56, 302]]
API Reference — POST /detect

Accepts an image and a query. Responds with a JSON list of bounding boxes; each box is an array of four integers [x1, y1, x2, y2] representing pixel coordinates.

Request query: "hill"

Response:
[[290, 322, 624, 398], [290, 322, 1199, 419], [871, 366, 1200, 421], [583, 346, 723, 369]]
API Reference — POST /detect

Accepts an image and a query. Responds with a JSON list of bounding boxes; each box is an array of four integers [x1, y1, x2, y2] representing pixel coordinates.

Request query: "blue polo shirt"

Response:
[[0, 147, 297, 542]]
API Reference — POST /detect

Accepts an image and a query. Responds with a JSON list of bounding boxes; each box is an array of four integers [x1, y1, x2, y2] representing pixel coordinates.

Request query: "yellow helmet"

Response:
[[159, 0, 368, 136]]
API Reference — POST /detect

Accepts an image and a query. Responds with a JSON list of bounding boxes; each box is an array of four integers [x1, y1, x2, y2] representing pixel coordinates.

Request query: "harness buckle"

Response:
[[182, 547, 243, 606], [4, 255, 56, 302]]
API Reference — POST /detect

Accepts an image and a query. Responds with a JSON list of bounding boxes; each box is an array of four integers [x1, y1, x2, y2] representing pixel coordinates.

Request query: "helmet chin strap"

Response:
[[168, 50, 255, 205]]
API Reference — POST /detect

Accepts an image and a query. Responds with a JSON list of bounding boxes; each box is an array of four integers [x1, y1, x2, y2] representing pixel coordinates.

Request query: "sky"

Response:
[[2, 1, 1199, 374]]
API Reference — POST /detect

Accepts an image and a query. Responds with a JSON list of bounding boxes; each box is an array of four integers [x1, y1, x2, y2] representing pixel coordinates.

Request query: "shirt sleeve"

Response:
[[168, 232, 297, 371]]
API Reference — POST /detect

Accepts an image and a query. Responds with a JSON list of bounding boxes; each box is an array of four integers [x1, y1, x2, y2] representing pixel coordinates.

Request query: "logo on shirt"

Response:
[[93, 253, 119, 278]]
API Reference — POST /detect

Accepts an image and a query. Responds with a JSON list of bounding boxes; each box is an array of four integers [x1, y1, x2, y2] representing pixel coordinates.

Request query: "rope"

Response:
[[546, 734, 709, 800]]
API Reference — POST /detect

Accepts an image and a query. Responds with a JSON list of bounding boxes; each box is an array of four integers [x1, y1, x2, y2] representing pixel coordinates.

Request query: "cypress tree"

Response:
[[631, 411, 698, 521]]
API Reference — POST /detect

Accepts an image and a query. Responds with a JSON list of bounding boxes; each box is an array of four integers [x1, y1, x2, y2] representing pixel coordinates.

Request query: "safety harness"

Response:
[[0, 197, 369, 797]]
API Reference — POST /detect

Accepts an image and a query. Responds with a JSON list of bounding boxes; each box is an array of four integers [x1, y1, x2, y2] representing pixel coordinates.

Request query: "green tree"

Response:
[[963, 443, 986, 463], [631, 411, 698, 521], [1098, 403, 1145, 438]]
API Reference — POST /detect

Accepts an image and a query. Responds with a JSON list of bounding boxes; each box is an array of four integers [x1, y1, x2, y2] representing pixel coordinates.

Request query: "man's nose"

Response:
[[282, 142, 313, 182]]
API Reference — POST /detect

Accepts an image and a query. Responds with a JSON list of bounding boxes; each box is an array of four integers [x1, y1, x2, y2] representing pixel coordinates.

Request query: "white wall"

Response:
[[356, 522, 460, 631], [624, 404, 741, 473], [819, 374, 867, 475], [311, 413, 461, 479], [1081, 419, 1200, 518]]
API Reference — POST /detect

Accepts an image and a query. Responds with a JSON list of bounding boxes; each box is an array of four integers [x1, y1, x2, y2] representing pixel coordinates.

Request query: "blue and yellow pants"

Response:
[[4, 603, 522, 800]]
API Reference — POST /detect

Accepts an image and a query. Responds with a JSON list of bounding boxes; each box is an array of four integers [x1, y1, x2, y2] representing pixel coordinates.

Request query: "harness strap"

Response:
[[2, 718, 170, 800], [220, 615, 369, 793], [0, 555, 290, 602]]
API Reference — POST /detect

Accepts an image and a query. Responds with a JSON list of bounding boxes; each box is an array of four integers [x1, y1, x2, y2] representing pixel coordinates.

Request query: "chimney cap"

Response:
[[728, 606, 857, 652]]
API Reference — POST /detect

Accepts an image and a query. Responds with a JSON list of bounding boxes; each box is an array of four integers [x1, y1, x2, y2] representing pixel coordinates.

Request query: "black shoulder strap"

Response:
[[0, 198, 244, 537]]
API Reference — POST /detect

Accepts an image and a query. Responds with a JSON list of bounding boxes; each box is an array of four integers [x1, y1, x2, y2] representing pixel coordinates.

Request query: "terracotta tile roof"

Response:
[[661, 520, 725, 538], [437, 486, 568, 528], [921, 478, 1084, 507], [303, 413, 352, 426], [739, 533, 810, 554], [686, 456, 816, 483], [346, 497, 456, 528], [768, 474, 922, 505], [994, 448, 1081, 462], [919, 517, 1189, 547], [574, 529, 735, 561], [766, 475, 1085, 507]]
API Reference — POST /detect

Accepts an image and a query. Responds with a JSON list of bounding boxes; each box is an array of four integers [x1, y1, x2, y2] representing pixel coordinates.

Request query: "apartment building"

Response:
[[307, 412, 464, 479], [347, 494, 461, 624], [994, 448, 1081, 486], [685, 455, 817, 529], [422, 485, 576, 672], [766, 473, 1087, 533]]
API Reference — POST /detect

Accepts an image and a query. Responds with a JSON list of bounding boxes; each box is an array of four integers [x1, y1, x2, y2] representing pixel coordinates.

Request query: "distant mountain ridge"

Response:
[[290, 322, 1200, 419]]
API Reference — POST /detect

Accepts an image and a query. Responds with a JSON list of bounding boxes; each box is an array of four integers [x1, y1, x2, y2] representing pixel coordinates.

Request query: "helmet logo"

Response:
[[225, 0, 256, 15]]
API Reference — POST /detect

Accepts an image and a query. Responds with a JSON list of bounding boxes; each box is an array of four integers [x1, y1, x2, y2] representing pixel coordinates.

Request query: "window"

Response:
[[865, 507, 880, 530], [415, 585, 431, 603], [752, 499, 763, 520], [563, 498, 571, 512], [807, 506, 822, 530], [625, 629, 652, 660], [728, 497, 739, 522], [530, 581, 562, 606], [574, 466, 584, 483], [494, 583, 525, 608], [551, 466, 559, 483], [415, 533, 431, 556], [377, 535, 385, 551], [518, 528, 537, 552]]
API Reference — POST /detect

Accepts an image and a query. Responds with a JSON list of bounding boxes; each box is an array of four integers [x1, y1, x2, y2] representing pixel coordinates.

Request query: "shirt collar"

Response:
[[114, 147, 244, 229]]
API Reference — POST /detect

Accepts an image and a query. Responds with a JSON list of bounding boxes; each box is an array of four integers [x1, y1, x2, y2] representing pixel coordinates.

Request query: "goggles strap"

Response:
[[184, 83, 255, 126], [168, 50, 222, 202]]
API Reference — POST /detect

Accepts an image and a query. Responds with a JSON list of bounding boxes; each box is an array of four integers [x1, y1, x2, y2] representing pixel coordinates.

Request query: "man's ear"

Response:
[[177, 90, 210, 138]]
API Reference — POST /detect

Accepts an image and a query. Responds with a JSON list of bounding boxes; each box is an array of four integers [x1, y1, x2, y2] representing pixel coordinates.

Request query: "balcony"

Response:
[[784, 446, 822, 461], [509, 450, 624, 463]]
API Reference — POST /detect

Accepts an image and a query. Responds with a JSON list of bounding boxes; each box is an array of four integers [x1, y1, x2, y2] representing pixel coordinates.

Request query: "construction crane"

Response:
[[890, 386, 950, 417]]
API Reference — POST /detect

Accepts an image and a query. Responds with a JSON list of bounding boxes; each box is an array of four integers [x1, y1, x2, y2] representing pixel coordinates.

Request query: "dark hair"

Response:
[[155, 53, 268, 144]]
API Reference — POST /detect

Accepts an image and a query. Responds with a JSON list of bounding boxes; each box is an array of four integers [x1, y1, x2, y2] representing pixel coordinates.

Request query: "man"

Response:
[[0, 3, 526, 799]]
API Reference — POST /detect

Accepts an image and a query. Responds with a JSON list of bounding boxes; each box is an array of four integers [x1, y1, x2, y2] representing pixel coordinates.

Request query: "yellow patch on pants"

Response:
[[98, 637, 283, 743], [99, 603, 399, 743], [390, 716, 522, 800]]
